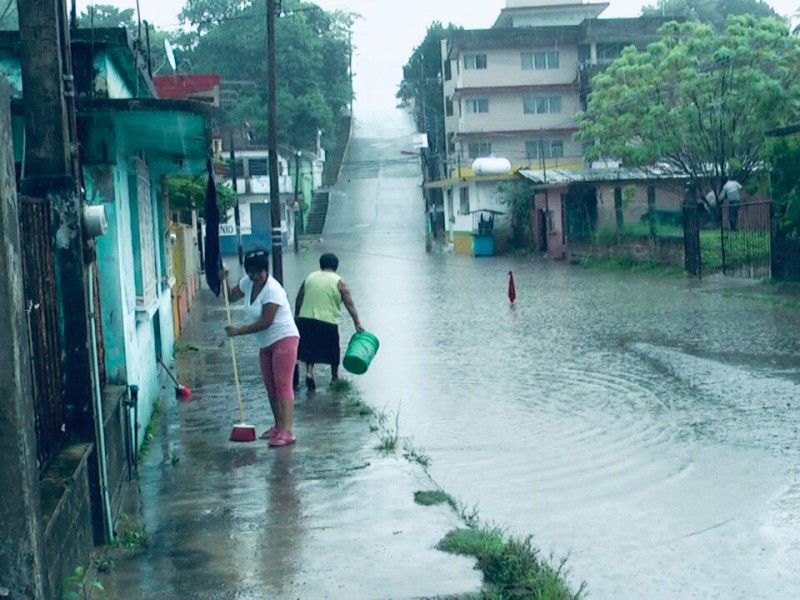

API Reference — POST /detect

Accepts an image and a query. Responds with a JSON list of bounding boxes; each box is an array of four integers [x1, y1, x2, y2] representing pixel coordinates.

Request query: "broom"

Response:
[[223, 280, 257, 442], [158, 356, 191, 399]]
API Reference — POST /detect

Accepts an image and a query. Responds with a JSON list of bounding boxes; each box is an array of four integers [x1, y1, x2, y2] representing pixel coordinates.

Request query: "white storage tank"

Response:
[[472, 157, 511, 176]]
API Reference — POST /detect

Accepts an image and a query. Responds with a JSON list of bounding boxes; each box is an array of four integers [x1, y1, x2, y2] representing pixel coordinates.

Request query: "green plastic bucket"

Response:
[[343, 331, 380, 375]]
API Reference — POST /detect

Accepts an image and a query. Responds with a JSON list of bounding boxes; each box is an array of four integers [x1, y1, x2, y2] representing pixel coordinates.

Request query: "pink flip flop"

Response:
[[259, 426, 279, 440], [268, 431, 297, 447]]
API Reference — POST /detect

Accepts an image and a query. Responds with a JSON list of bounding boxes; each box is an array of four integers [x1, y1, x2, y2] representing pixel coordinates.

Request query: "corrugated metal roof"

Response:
[[518, 165, 687, 185]]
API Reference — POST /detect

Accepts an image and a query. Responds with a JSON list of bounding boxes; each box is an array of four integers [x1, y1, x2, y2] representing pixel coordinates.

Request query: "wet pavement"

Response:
[[286, 106, 800, 599], [100, 101, 800, 599], [98, 263, 481, 599]]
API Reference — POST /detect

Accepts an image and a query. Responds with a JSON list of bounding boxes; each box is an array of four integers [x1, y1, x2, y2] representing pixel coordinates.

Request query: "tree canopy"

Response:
[[76, 5, 137, 31], [168, 175, 237, 216], [397, 22, 461, 177], [641, 0, 780, 30], [177, 0, 354, 149], [767, 136, 800, 236], [577, 16, 800, 201]]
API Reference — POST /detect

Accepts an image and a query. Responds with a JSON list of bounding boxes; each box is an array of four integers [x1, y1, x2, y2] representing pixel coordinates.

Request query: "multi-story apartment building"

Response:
[[435, 0, 671, 256]]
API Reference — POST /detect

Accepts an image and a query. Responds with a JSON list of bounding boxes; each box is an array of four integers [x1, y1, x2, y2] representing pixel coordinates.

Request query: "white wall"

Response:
[[457, 46, 579, 89]]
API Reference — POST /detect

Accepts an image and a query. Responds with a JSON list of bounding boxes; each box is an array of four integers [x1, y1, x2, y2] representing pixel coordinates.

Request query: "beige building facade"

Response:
[[435, 0, 670, 256]]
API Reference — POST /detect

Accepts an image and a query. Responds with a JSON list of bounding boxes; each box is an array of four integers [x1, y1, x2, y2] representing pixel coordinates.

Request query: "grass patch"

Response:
[[345, 394, 375, 417], [137, 402, 162, 461], [414, 490, 456, 510], [403, 440, 431, 468], [330, 378, 353, 393], [438, 528, 585, 600], [579, 254, 685, 276], [375, 409, 400, 453], [174, 343, 201, 353], [112, 514, 150, 551]]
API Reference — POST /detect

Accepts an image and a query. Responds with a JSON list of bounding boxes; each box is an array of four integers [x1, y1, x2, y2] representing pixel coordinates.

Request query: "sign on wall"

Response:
[[219, 204, 252, 236]]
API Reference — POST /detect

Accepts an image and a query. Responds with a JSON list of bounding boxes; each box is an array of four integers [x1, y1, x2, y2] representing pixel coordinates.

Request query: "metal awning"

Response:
[[424, 173, 516, 189], [518, 165, 688, 187]]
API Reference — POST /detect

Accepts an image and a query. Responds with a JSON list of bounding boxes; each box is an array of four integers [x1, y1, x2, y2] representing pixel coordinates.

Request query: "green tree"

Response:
[[398, 22, 461, 172], [641, 0, 780, 29], [577, 16, 800, 206], [168, 175, 237, 216], [179, 0, 250, 32], [768, 137, 800, 236], [77, 4, 137, 33], [178, 0, 353, 150]]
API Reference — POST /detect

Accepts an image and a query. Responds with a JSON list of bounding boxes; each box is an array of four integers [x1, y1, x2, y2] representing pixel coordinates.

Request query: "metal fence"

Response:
[[720, 201, 773, 279], [19, 196, 66, 475], [684, 200, 773, 279]]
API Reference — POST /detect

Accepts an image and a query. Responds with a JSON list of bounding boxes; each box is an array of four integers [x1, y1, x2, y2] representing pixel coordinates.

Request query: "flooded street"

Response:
[[283, 103, 800, 599]]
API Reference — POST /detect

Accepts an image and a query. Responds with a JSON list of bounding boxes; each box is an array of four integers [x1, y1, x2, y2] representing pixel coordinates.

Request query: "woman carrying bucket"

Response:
[[295, 253, 364, 389], [222, 249, 300, 447]]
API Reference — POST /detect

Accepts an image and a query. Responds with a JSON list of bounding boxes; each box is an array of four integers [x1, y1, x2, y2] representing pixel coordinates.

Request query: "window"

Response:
[[464, 54, 487, 70], [445, 96, 454, 117], [522, 50, 559, 70], [523, 95, 562, 115], [130, 157, 158, 312], [466, 98, 489, 114], [459, 187, 470, 215], [526, 139, 564, 160], [468, 141, 492, 158], [444, 60, 452, 81], [248, 158, 269, 176], [578, 44, 591, 65], [597, 43, 628, 63]]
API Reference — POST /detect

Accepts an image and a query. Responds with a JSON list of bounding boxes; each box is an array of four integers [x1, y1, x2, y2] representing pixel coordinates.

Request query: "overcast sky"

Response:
[[76, 0, 800, 108]]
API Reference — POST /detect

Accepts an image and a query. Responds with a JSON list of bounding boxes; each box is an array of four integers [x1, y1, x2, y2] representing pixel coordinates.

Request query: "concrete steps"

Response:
[[305, 191, 329, 236]]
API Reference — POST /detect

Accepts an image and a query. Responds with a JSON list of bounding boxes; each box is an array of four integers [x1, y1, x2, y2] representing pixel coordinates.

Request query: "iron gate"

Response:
[[684, 200, 773, 279], [19, 195, 66, 475], [719, 200, 773, 278]]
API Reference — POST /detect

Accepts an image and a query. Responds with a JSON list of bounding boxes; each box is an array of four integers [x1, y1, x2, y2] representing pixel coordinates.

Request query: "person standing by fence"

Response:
[[295, 253, 364, 390]]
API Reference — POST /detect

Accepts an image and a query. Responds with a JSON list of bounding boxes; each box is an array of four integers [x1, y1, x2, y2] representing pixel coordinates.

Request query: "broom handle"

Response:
[[222, 280, 246, 423]]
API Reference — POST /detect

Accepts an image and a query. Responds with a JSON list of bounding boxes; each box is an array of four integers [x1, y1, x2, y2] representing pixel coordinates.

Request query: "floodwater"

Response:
[[282, 104, 800, 599]]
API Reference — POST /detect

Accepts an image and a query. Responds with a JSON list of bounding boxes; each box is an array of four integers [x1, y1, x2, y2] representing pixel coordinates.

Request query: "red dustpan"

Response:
[[223, 283, 257, 442]]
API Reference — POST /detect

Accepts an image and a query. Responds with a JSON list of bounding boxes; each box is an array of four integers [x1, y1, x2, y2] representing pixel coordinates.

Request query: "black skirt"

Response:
[[296, 318, 340, 365]]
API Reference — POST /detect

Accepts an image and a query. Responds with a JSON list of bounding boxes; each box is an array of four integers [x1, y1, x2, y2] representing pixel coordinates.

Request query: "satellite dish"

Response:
[[164, 39, 177, 72]]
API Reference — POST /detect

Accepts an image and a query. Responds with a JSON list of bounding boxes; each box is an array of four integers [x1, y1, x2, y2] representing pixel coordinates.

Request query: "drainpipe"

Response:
[[126, 385, 139, 472], [87, 262, 115, 543]]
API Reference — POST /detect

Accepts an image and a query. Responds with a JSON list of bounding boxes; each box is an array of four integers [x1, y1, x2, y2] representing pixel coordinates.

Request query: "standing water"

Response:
[[283, 103, 800, 599]]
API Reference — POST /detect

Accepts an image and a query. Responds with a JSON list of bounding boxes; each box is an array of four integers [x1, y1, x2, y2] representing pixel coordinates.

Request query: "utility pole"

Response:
[[228, 129, 244, 265], [267, 0, 283, 283], [294, 150, 301, 253], [19, 0, 95, 439]]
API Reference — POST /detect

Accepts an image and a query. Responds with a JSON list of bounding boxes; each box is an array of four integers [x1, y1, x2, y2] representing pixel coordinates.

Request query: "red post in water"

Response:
[[508, 270, 516, 304]]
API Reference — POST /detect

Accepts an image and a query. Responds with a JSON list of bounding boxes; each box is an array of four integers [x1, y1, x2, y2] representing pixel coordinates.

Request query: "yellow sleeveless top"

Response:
[[299, 270, 342, 324]]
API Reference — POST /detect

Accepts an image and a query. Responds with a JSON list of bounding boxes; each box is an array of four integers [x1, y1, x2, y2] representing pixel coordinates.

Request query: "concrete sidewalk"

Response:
[[97, 276, 480, 599]]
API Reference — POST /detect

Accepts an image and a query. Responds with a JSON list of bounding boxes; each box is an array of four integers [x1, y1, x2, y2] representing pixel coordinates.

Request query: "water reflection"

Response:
[[282, 104, 800, 599], [258, 448, 301, 595]]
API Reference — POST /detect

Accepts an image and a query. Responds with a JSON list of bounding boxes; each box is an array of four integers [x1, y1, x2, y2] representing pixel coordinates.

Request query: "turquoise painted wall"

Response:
[[88, 166, 128, 384]]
